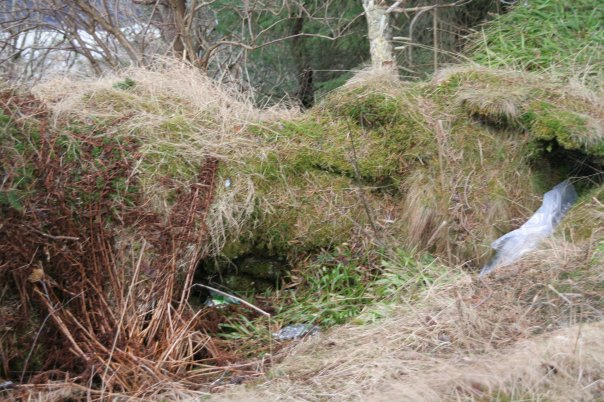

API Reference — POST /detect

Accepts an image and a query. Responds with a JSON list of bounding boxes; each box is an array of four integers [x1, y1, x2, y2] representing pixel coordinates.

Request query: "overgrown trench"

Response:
[[536, 142, 604, 192], [193, 254, 289, 303]]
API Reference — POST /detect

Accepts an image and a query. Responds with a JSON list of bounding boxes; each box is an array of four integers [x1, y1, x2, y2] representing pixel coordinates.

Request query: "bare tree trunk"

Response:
[[290, 9, 315, 108], [362, 0, 395, 69], [165, 0, 197, 63]]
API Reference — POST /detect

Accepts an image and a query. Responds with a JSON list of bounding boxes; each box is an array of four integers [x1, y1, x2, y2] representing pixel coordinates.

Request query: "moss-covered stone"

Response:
[[527, 102, 604, 157]]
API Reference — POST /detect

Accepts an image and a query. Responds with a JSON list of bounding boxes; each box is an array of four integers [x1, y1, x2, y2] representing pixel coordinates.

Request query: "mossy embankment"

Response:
[[0, 63, 603, 397], [204, 66, 603, 292], [1, 0, 603, 398]]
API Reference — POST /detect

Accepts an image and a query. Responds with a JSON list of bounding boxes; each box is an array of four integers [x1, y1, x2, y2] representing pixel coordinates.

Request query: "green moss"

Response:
[[238, 257, 286, 280], [222, 275, 261, 292], [255, 171, 361, 255], [324, 87, 412, 129], [340, 92, 403, 127], [134, 123, 201, 194], [140, 144, 200, 181], [529, 102, 587, 148], [0, 111, 9, 125], [278, 119, 324, 140], [256, 104, 432, 186], [220, 240, 253, 260], [113, 77, 136, 90], [444, 69, 603, 161], [216, 157, 369, 263], [208, 66, 603, 283]]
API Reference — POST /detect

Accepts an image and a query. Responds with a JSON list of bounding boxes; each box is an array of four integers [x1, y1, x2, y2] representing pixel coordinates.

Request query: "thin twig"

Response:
[[344, 118, 383, 245], [191, 284, 270, 317], [20, 291, 84, 383], [192, 283, 274, 361], [390, 0, 474, 14], [26, 226, 80, 241]]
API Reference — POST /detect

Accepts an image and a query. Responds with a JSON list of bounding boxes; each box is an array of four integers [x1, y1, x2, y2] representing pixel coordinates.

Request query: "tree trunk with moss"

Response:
[[362, 0, 395, 69]]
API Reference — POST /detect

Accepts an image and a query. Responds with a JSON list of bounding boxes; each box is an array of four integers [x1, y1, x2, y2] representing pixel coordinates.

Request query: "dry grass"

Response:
[[456, 86, 530, 126], [372, 321, 604, 401], [399, 95, 538, 266], [17, 382, 210, 401], [32, 59, 299, 255], [212, 222, 604, 401], [341, 66, 401, 91]]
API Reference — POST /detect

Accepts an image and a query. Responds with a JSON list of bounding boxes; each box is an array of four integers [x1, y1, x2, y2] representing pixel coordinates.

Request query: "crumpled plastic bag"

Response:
[[480, 180, 577, 276]]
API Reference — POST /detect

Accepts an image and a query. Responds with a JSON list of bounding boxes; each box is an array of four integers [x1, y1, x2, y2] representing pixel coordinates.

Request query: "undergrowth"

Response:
[[1, 1, 600, 400], [198, 61, 604, 364], [0, 63, 291, 399], [212, 244, 462, 361], [212, 201, 604, 401]]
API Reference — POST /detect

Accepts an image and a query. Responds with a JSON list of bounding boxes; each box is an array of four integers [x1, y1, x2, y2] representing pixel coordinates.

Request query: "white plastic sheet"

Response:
[[480, 180, 578, 276]]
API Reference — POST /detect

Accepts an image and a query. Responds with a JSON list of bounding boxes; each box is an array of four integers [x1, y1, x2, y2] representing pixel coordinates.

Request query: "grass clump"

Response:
[[273, 246, 377, 328], [214, 246, 451, 352], [557, 185, 604, 240], [469, 0, 604, 87], [113, 77, 136, 90]]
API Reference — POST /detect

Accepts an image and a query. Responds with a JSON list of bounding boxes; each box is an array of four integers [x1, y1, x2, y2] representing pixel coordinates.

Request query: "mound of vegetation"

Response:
[[206, 65, 603, 284], [1, 2, 603, 398], [1, 60, 602, 398]]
